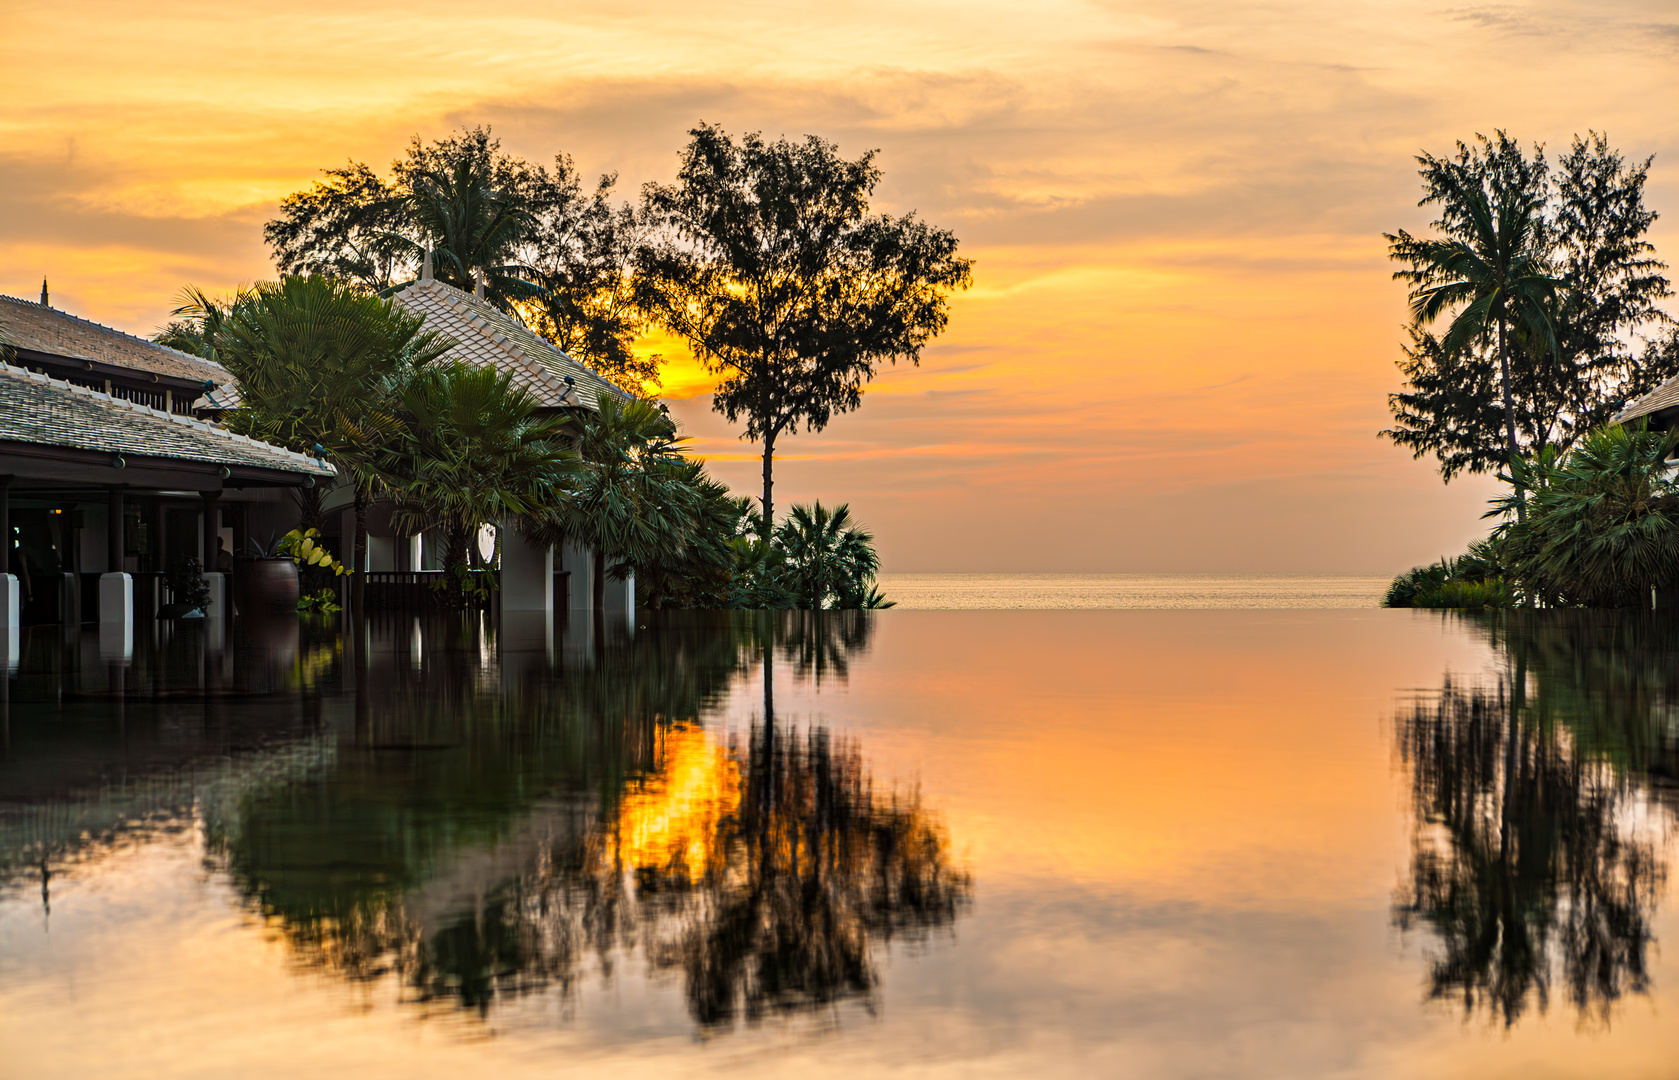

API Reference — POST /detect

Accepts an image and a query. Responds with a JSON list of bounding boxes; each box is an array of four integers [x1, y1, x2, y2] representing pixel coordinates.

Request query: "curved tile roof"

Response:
[[1615, 374, 1679, 426], [0, 364, 334, 478], [0, 293, 232, 389], [391, 279, 633, 411]]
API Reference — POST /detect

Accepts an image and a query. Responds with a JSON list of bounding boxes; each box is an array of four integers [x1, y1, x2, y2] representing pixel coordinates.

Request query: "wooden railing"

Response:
[[362, 569, 509, 610]]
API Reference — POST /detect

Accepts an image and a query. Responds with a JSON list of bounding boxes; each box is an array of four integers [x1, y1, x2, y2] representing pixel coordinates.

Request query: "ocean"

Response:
[[875, 572, 1392, 609]]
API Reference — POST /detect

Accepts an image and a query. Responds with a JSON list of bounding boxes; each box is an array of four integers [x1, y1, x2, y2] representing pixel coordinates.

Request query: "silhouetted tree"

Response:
[[638, 125, 972, 528], [1384, 132, 1674, 482]]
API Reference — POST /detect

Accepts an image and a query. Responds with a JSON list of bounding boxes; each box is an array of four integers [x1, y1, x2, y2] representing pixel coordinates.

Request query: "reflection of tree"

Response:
[[606, 723, 969, 1030], [1394, 612, 1675, 1026], [215, 610, 966, 1029]]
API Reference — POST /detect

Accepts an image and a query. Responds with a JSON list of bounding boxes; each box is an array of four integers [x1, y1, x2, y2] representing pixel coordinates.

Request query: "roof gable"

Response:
[[0, 364, 333, 478], [0, 293, 232, 389], [1616, 375, 1679, 427], [390, 280, 633, 411]]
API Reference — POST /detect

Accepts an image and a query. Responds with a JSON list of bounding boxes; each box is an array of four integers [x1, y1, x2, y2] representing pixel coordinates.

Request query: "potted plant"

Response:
[[237, 534, 301, 615], [237, 529, 350, 617], [159, 557, 212, 620]]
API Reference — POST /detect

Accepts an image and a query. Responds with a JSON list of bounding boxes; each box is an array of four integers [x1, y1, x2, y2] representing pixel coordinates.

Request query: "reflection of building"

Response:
[[316, 263, 637, 617], [0, 290, 332, 648]]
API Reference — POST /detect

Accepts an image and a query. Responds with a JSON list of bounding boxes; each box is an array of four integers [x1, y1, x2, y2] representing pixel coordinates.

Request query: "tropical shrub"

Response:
[[1384, 539, 1511, 609], [1493, 423, 1679, 608], [774, 502, 892, 610]]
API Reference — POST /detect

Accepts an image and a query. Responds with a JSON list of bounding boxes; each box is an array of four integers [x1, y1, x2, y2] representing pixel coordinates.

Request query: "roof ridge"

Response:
[[390, 278, 634, 407], [0, 362, 325, 471], [0, 293, 215, 368]]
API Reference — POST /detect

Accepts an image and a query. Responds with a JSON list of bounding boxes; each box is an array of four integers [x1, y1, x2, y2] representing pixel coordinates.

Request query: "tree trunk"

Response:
[[1498, 316, 1526, 522], [593, 545, 606, 615], [762, 627, 776, 815], [760, 428, 776, 539], [444, 522, 469, 575], [352, 489, 368, 614]]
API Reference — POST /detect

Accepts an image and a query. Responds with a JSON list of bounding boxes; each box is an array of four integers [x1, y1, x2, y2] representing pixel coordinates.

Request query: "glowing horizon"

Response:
[[2, 0, 1674, 572]]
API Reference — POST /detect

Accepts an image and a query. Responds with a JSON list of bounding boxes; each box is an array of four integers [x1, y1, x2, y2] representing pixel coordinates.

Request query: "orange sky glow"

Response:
[[2, 0, 1675, 571]]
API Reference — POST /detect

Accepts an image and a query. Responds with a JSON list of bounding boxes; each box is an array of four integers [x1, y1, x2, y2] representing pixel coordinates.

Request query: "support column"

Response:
[[560, 541, 594, 612], [604, 570, 636, 622], [498, 521, 554, 613], [0, 573, 17, 673], [106, 486, 124, 574], [98, 572, 132, 660], [202, 491, 220, 568], [0, 475, 11, 579]]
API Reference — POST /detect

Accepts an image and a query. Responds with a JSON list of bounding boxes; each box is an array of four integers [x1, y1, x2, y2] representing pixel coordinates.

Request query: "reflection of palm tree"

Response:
[[1393, 613, 1673, 1025]]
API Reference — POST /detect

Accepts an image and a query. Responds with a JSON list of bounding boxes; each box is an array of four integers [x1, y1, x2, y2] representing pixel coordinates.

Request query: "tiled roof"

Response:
[[0, 364, 334, 478], [391, 279, 633, 411], [1616, 375, 1679, 426], [0, 293, 233, 390]]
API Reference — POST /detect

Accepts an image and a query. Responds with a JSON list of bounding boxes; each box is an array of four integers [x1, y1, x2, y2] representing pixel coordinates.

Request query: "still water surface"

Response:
[[1, 608, 1675, 1078]]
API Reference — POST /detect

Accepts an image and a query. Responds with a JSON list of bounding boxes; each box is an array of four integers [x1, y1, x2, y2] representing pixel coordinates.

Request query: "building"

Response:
[[1615, 376, 1679, 431], [0, 297, 334, 656], [328, 266, 638, 618]]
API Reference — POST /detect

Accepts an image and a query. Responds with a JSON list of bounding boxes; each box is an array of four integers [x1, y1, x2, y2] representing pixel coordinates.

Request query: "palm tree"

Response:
[[520, 396, 696, 614], [1492, 423, 1679, 608], [1390, 183, 1565, 507], [398, 152, 536, 307], [774, 502, 889, 610], [384, 362, 576, 576], [155, 285, 255, 365], [212, 275, 452, 608]]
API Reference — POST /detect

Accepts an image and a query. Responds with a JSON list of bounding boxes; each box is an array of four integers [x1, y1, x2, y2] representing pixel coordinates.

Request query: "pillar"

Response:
[[98, 571, 132, 661], [202, 491, 220, 568], [560, 541, 594, 612], [604, 571, 636, 620], [203, 572, 227, 620], [107, 486, 124, 573], [0, 573, 17, 671], [0, 475, 11, 579], [499, 521, 554, 613]]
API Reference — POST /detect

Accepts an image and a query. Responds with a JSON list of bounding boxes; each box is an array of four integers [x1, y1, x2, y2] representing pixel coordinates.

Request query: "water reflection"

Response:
[[1394, 612, 1677, 1026], [0, 609, 968, 1033]]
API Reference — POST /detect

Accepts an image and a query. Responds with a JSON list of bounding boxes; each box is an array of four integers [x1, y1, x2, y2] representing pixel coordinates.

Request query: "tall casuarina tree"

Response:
[[637, 124, 972, 529], [1382, 133, 1672, 483], [1389, 177, 1564, 507]]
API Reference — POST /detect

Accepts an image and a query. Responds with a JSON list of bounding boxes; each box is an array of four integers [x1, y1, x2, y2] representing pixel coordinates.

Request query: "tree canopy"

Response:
[[1384, 132, 1674, 481], [637, 124, 972, 527], [264, 127, 659, 394]]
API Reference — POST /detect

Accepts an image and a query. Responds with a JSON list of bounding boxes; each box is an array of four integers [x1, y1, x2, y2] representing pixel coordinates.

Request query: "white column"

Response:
[[603, 570, 636, 621], [560, 541, 593, 612], [0, 573, 18, 672], [498, 523, 554, 613], [203, 572, 227, 619], [98, 571, 133, 662], [99, 572, 132, 624]]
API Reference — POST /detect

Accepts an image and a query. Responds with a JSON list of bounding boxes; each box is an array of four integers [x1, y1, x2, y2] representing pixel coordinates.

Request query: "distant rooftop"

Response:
[[1616, 375, 1679, 427], [0, 364, 333, 479], [0, 292, 232, 391], [391, 278, 634, 412]]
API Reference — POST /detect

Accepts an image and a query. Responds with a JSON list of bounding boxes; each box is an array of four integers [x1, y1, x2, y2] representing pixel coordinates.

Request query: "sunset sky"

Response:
[[3, 0, 1675, 572]]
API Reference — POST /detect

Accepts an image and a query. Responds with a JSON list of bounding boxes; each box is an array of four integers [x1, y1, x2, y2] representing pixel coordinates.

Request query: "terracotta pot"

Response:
[[236, 557, 299, 616]]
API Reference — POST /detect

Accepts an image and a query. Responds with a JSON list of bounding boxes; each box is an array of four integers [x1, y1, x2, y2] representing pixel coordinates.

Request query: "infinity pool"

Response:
[[1, 609, 1674, 1078]]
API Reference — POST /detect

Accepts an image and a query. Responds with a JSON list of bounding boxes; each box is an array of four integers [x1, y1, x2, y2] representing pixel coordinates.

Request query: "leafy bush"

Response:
[[165, 557, 212, 612], [1493, 424, 1679, 608], [1384, 540, 1511, 609]]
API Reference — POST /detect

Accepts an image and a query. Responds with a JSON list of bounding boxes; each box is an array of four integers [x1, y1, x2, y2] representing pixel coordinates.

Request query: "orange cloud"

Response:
[[1, 0, 1673, 571]]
